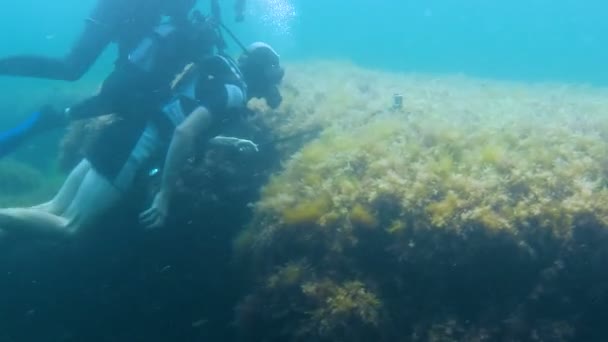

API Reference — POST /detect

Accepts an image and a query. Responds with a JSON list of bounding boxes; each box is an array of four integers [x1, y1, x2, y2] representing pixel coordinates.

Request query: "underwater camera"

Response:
[[392, 93, 404, 111]]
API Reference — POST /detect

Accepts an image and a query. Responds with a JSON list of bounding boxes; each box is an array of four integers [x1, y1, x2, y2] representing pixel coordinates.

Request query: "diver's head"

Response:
[[238, 42, 285, 109]]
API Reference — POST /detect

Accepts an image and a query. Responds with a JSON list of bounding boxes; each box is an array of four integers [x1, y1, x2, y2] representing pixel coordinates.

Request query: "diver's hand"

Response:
[[234, 138, 259, 153], [140, 191, 169, 229], [211, 136, 259, 152]]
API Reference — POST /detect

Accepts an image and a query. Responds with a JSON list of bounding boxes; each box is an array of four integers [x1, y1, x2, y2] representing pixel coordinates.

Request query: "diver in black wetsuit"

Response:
[[0, 9, 218, 158], [0, 0, 250, 158], [0, 0, 198, 157], [0, 0, 197, 81]]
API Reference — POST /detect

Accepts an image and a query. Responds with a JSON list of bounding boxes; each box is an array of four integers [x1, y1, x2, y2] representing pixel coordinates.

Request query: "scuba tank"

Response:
[[128, 23, 176, 73]]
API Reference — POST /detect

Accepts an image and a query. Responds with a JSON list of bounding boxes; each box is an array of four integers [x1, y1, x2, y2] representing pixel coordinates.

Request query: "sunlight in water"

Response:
[[256, 0, 297, 35]]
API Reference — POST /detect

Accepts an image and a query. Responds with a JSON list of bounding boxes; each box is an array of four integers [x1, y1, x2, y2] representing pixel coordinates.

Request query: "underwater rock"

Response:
[[235, 62, 608, 340]]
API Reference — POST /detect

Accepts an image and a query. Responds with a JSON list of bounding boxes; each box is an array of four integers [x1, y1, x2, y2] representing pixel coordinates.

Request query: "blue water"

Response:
[[288, 0, 608, 84], [1, 0, 606, 86], [0, 1, 607, 341]]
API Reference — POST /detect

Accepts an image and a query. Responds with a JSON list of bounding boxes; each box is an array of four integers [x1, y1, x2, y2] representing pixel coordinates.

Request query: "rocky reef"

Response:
[[50, 61, 608, 341], [235, 61, 608, 341]]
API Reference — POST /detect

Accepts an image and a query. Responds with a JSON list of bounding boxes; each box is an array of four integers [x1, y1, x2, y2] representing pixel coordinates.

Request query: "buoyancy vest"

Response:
[[161, 54, 248, 130]]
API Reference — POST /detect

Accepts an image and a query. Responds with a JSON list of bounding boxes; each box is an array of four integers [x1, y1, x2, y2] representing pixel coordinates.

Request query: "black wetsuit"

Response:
[[0, 0, 191, 81]]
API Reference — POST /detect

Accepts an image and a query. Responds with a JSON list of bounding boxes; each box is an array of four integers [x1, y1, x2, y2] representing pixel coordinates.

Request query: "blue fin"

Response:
[[0, 111, 41, 158]]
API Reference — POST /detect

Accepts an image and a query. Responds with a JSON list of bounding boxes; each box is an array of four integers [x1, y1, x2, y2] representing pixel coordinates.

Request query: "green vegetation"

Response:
[[235, 62, 608, 340]]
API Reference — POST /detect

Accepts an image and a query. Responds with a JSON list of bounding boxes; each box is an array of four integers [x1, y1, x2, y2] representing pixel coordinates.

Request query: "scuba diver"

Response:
[[141, 41, 283, 228], [0, 0, 198, 158], [0, 9, 218, 158], [0, 0, 250, 159], [0, 41, 284, 237], [0, 0, 198, 81]]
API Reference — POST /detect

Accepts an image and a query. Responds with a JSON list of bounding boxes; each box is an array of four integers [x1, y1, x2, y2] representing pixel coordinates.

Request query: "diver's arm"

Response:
[[209, 136, 258, 152], [0, 20, 113, 81], [0, 113, 40, 158], [140, 106, 212, 228], [0, 0, 130, 81], [161, 106, 212, 197], [0, 107, 67, 158]]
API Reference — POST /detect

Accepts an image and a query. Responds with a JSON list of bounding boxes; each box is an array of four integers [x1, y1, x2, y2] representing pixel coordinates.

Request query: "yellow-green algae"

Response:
[[237, 61, 608, 340], [301, 280, 381, 337], [251, 62, 608, 240], [238, 259, 385, 341]]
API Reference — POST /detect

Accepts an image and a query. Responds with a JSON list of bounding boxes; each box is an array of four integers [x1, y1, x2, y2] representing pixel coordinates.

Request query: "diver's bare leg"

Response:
[[0, 161, 120, 237], [60, 166, 121, 232], [32, 160, 91, 214], [0, 207, 70, 237], [0, 161, 91, 236]]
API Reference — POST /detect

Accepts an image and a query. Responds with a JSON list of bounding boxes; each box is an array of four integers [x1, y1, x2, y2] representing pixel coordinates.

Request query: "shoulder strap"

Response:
[[171, 63, 200, 100]]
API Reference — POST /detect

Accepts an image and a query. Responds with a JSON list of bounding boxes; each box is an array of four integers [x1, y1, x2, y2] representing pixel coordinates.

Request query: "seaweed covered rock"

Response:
[[165, 115, 283, 228], [235, 62, 608, 341], [236, 260, 386, 342]]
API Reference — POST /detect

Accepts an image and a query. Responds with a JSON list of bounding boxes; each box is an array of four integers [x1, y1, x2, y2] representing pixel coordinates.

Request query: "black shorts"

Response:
[[85, 116, 148, 183]]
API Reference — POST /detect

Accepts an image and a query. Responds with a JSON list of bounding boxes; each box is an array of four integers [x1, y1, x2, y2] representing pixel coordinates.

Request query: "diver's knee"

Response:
[[63, 220, 82, 236], [58, 57, 88, 81], [64, 212, 98, 236], [62, 67, 85, 82], [0, 208, 22, 219]]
